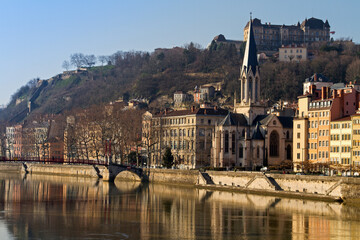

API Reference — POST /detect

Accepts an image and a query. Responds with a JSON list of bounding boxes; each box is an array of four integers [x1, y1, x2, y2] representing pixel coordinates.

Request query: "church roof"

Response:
[[219, 113, 248, 126], [278, 116, 294, 128], [305, 73, 330, 82], [252, 115, 272, 126], [301, 17, 329, 29], [252, 114, 293, 128], [252, 122, 264, 140], [241, 19, 258, 76]]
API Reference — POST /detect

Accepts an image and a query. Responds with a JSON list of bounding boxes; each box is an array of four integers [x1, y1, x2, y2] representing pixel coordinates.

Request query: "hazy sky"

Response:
[[0, 0, 358, 105]]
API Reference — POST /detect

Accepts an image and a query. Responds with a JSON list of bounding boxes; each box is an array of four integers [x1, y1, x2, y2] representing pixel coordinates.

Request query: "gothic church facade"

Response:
[[211, 19, 293, 169]]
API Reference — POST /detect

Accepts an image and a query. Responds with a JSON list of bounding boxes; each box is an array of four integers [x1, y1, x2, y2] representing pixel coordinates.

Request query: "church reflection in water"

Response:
[[0, 173, 359, 239]]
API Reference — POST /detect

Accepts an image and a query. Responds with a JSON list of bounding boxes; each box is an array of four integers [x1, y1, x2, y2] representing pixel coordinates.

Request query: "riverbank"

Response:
[[1, 162, 360, 202]]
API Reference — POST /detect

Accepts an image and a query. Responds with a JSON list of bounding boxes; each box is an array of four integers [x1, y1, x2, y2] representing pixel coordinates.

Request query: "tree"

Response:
[[98, 55, 108, 66], [83, 55, 97, 67], [346, 59, 360, 83], [62, 60, 71, 71], [70, 53, 85, 69], [162, 147, 174, 169]]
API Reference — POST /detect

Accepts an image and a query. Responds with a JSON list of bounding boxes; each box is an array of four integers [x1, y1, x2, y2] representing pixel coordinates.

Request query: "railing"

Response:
[[0, 156, 109, 166]]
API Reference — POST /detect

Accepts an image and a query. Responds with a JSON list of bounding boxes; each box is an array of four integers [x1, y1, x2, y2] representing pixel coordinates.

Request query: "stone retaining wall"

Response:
[[2, 163, 360, 201], [27, 163, 101, 178], [145, 169, 199, 185]]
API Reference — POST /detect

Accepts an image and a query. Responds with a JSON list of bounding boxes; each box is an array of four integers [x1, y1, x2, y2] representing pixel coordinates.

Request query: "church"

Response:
[[211, 19, 293, 170]]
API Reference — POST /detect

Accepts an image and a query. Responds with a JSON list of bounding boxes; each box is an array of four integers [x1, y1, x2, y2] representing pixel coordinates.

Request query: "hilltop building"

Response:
[[279, 45, 307, 62], [244, 17, 331, 51], [210, 34, 244, 52]]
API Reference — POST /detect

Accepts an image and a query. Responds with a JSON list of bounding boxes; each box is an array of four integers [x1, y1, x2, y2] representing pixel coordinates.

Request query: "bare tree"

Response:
[[98, 55, 108, 66], [70, 53, 85, 69], [83, 55, 97, 67], [346, 59, 360, 83], [62, 60, 71, 71]]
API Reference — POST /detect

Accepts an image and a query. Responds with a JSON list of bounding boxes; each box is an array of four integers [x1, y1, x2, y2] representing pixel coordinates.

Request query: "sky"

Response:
[[0, 0, 359, 106]]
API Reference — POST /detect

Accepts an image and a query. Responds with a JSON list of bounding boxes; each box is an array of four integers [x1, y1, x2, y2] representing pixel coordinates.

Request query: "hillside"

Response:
[[1, 40, 360, 123]]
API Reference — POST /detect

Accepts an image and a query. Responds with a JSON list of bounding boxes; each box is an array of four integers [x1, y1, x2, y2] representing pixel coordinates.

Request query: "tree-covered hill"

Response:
[[1, 40, 360, 124]]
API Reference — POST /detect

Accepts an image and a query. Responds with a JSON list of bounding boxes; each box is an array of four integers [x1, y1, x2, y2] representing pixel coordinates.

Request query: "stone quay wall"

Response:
[[1, 162, 360, 201], [0, 162, 108, 179], [144, 169, 199, 185]]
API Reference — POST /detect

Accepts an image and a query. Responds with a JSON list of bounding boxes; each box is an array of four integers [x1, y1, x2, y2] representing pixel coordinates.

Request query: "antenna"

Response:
[[250, 12, 252, 21]]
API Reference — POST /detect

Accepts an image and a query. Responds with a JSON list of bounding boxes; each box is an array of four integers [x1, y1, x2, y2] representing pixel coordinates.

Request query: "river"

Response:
[[0, 173, 359, 239]]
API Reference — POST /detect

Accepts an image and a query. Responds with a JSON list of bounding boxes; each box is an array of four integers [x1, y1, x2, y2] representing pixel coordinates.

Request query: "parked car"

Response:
[[260, 167, 268, 172]]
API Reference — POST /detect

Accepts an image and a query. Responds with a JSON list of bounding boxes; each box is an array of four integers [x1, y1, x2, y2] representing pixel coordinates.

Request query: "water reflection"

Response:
[[0, 174, 359, 239]]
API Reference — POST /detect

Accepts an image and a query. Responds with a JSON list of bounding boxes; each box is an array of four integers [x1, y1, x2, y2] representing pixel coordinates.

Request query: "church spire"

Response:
[[241, 16, 258, 76]]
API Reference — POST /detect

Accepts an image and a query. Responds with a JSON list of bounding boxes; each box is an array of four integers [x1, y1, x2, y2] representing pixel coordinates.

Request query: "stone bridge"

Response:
[[105, 164, 144, 182]]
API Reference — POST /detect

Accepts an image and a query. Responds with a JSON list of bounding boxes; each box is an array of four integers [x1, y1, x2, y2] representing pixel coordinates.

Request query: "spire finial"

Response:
[[250, 12, 252, 21]]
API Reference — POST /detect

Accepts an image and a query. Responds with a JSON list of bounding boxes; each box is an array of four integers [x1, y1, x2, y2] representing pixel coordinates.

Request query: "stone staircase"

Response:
[[200, 172, 214, 185]]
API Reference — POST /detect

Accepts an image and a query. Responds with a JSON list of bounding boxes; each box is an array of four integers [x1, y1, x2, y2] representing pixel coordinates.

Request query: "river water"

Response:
[[0, 173, 359, 240]]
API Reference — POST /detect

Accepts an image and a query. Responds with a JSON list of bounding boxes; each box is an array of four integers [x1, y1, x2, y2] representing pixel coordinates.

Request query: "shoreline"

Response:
[[1, 162, 359, 203]]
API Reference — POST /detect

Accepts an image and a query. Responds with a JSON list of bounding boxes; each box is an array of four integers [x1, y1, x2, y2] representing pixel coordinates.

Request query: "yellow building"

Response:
[[330, 117, 352, 172], [293, 95, 311, 172], [351, 114, 360, 169], [293, 85, 360, 173]]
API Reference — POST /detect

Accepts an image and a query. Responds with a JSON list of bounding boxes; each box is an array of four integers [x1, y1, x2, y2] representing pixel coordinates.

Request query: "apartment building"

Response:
[[330, 117, 352, 167], [351, 114, 360, 168], [293, 83, 360, 172], [142, 106, 228, 169]]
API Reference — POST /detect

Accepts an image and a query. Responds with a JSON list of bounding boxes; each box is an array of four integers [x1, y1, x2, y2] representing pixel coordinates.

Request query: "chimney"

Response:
[[191, 106, 195, 112], [214, 106, 218, 111], [321, 87, 326, 100], [339, 89, 344, 98], [310, 84, 316, 94], [325, 87, 329, 99]]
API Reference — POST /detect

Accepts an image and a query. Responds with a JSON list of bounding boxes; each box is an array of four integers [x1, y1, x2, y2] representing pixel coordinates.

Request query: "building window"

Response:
[[239, 144, 243, 158], [224, 132, 229, 153], [232, 133, 235, 154], [286, 145, 291, 160], [199, 129, 205, 136], [270, 131, 279, 157]]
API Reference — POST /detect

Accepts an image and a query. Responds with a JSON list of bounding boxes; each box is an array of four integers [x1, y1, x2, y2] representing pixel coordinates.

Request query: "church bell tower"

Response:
[[234, 16, 265, 125]]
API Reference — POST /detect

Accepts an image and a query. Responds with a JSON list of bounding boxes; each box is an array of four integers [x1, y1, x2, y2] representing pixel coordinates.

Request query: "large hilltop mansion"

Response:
[[212, 17, 331, 53], [244, 17, 331, 50]]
